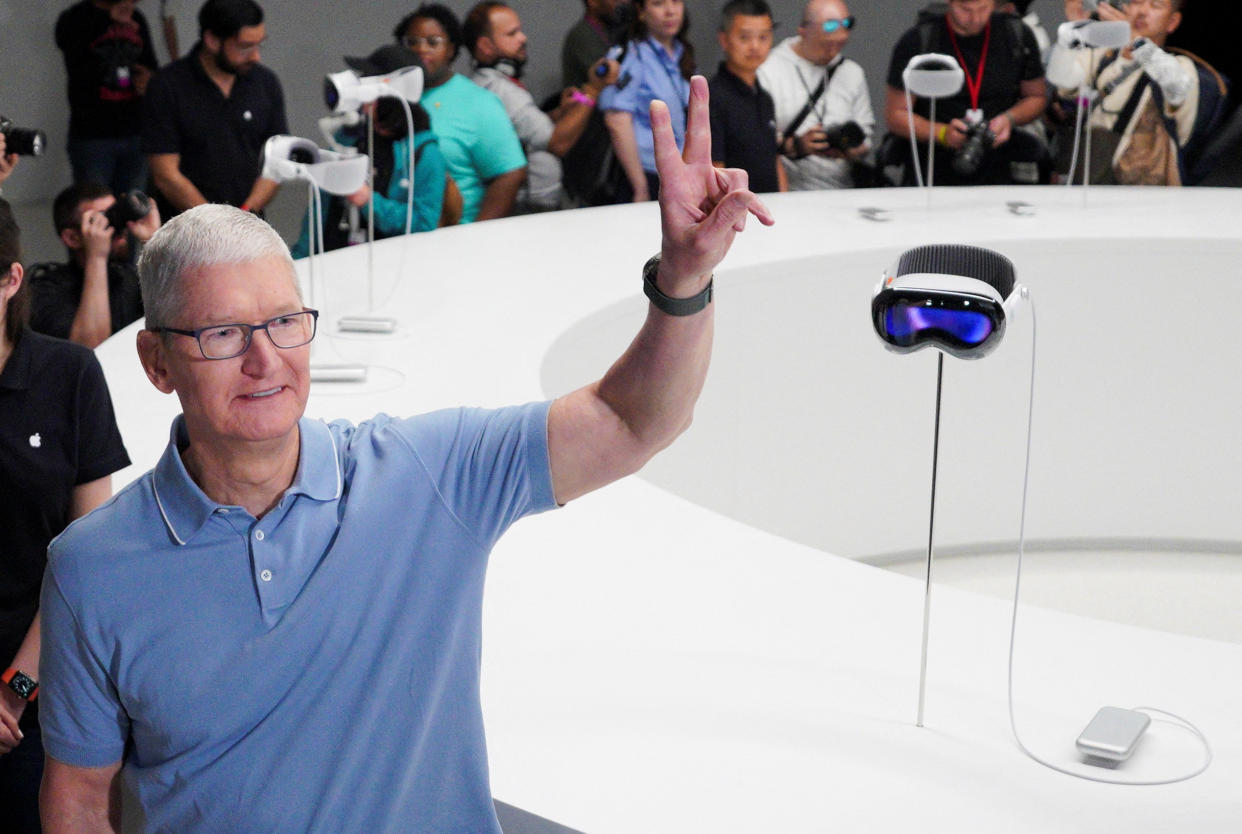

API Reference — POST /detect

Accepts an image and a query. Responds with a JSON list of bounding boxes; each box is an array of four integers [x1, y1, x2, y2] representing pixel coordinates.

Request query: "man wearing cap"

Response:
[[39, 77, 774, 832], [142, 0, 288, 218], [291, 45, 450, 255]]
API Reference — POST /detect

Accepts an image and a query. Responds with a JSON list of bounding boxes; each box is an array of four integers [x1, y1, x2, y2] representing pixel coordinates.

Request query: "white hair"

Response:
[[138, 204, 298, 329]]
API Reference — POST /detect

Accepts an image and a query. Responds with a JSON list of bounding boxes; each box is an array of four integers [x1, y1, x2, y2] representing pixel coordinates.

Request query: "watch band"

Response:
[[642, 253, 713, 316], [2, 667, 38, 702]]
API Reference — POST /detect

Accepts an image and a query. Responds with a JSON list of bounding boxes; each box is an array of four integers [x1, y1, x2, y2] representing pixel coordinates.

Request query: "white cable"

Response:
[[1006, 295, 1213, 785], [906, 87, 924, 189], [1065, 90, 1087, 186]]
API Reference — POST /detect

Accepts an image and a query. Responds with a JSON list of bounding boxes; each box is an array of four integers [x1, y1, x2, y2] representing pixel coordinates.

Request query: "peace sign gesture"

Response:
[[650, 75, 775, 297]]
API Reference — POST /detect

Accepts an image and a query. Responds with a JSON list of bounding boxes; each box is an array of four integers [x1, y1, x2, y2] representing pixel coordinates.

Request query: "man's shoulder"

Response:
[[758, 38, 802, 76], [47, 472, 161, 596]]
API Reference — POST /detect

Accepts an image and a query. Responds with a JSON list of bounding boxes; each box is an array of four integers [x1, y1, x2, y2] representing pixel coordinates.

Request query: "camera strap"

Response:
[[787, 62, 839, 137], [945, 15, 992, 112]]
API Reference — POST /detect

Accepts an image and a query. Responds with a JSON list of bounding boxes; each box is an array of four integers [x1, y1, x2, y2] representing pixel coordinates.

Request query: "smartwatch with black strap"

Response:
[[642, 253, 713, 317]]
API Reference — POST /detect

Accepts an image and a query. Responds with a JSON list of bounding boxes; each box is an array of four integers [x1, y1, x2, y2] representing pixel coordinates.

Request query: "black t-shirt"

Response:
[[709, 64, 781, 195], [28, 258, 144, 341], [141, 46, 288, 216], [55, 0, 159, 140], [0, 330, 130, 667], [887, 13, 1043, 123]]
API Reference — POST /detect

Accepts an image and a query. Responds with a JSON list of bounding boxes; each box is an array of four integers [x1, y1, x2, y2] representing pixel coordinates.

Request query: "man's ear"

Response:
[[137, 329, 176, 394], [203, 31, 221, 54], [1167, 11, 1182, 37], [718, 31, 729, 54], [60, 228, 81, 251]]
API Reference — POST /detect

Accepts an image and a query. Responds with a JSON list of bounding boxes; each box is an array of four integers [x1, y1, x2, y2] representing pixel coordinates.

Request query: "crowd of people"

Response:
[[0, 0, 1233, 830]]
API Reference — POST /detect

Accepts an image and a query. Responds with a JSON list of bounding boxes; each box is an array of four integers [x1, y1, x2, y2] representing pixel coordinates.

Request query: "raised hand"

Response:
[[650, 75, 774, 297]]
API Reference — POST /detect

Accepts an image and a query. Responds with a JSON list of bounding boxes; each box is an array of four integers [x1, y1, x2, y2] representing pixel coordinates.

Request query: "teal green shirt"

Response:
[[421, 74, 526, 223]]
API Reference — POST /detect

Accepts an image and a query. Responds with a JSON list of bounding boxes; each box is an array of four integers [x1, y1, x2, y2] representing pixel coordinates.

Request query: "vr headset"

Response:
[[261, 135, 369, 195], [872, 244, 1022, 360]]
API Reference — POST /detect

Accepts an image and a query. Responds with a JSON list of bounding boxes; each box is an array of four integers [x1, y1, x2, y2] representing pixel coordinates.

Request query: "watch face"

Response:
[[7, 671, 38, 700]]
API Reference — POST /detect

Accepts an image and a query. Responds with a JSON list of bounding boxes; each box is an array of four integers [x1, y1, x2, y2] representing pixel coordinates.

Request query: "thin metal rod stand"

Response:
[[916, 352, 945, 728]]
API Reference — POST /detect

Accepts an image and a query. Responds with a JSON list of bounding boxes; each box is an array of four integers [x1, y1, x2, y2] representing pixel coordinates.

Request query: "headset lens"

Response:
[[883, 303, 993, 348]]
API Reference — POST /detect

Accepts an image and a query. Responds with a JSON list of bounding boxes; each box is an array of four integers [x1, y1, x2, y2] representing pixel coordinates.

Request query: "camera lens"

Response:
[[104, 190, 151, 232], [0, 118, 47, 157]]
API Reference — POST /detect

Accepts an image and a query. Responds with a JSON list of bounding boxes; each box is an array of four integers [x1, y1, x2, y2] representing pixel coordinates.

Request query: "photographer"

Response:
[[1047, 0, 1205, 185], [884, 0, 1048, 185], [756, 0, 875, 190], [28, 183, 159, 349]]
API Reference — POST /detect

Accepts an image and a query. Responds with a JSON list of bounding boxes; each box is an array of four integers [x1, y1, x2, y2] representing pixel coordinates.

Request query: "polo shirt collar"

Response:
[[717, 62, 759, 94], [643, 35, 683, 64], [152, 416, 342, 545], [0, 328, 34, 392]]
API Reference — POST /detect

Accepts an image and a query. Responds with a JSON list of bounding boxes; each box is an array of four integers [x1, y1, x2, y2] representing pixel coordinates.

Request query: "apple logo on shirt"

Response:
[[29, 433, 41, 448]]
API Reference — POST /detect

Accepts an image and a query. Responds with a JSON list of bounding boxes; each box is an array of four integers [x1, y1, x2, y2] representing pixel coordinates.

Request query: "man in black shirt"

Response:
[[885, 0, 1047, 185], [142, 0, 288, 218], [710, 0, 784, 193], [28, 182, 159, 348], [55, 0, 160, 195]]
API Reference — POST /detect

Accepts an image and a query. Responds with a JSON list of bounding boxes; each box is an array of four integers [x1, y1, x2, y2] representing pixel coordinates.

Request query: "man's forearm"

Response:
[[241, 177, 280, 212], [41, 759, 123, 834], [474, 168, 525, 222], [1005, 91, 1047, 127], [149, 156, 207, 213], [548, 89, 603, 157], [68, 257, 113, 349]]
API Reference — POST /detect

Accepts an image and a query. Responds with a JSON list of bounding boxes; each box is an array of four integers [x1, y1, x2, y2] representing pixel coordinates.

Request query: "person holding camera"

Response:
[[884, 0, 1048, 186], [27, 183, 160, 349], [756, 0, 874, 190], [0, 197, 129, 834], [1046, 0, 1203, 185]]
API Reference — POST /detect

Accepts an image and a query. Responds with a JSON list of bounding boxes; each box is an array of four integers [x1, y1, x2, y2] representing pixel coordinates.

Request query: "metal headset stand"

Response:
[[916, 352, 945, 728]]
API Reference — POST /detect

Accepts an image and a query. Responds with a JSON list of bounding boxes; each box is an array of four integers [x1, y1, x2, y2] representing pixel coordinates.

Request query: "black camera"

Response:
[[104, 190, 152, 233], [823, 121, 866, 154], [0, 116, 47, 157], [952, 121, 995, 177]]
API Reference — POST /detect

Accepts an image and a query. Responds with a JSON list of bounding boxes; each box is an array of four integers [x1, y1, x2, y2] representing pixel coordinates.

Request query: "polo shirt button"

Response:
[[254, 529, 265, 541], [260, 569, 273, 582]]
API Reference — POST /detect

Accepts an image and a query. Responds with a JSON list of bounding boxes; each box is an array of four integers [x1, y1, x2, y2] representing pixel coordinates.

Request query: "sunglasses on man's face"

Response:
[[821, 16, 855, 33]]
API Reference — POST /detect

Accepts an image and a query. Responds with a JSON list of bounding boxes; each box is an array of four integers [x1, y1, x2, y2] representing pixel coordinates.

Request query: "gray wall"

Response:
[[1, 1, 1069, 208]]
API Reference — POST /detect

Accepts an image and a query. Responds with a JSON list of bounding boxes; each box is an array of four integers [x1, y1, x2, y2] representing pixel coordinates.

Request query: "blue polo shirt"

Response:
[[599, 37, 691, 174], [41, 403, 556, 832]]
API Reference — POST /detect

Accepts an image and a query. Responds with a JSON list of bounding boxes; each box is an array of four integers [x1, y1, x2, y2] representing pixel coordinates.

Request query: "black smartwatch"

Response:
[[642, 253, 713, 317], [2, 668, 38, 702]]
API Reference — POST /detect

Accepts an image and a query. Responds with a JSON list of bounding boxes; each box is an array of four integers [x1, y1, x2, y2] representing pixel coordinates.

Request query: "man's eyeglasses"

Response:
[[152, 310, 319, 360], [820, 16, 856, 33], [402, 35, 448, 49]]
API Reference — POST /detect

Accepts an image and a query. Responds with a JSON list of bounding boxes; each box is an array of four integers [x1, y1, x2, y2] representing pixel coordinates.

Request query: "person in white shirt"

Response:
[[756, 0, 873, 189]]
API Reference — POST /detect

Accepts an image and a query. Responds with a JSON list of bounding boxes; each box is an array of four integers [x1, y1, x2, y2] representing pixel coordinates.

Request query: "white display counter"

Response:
[[96, 186, 1241, 833]]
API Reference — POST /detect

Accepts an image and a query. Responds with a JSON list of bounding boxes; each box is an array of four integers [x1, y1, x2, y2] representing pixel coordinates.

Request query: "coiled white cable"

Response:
[[1006, 294, 1213, 785]]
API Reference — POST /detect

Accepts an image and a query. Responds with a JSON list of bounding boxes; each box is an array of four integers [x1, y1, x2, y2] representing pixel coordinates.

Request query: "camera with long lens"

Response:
[[0, 116, 47, 157], [822, 121, 865, 154], [952, 121, 995, 177], [104, 190, 151, 234]]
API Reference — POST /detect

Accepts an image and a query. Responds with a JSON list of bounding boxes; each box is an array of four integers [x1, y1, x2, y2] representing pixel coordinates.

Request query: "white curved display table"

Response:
[[97, 187, 1241, 833]]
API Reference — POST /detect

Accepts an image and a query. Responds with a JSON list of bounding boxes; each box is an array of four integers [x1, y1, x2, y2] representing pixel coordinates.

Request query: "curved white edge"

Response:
[[94, 188, 1242, 832]]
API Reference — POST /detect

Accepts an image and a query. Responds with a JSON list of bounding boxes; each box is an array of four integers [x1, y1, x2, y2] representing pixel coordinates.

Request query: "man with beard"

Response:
[[142, 0, 288, 218], [465, 2, 619, 212]]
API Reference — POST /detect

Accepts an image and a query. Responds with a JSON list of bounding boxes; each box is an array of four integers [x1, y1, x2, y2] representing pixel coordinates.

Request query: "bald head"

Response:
[[796, 0, 852, 66]]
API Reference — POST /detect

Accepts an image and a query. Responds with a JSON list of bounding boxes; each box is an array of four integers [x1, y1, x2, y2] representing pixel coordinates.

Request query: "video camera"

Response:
[[0, 116, 46, 157]]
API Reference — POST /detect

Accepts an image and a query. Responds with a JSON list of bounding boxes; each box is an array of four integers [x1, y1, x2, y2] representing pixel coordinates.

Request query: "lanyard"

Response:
[[945, 16, 991, 111]]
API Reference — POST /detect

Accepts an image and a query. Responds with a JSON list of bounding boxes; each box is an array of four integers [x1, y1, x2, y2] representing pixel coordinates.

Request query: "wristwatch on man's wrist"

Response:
[[2, 668, 39, 702], [642, 253, 713, 316]]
